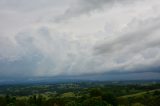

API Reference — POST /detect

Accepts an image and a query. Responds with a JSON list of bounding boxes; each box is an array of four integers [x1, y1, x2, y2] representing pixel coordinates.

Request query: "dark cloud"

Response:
[[54, 0, 137, 22], [0, 54, 42, 77]]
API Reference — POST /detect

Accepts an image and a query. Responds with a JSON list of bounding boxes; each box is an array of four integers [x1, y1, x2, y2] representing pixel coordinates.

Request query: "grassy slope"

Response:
[[119, 89, 160, 98]]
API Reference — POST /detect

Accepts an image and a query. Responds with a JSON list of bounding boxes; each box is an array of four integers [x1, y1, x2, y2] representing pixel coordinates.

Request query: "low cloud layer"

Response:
[[0, 0, 160, 79]]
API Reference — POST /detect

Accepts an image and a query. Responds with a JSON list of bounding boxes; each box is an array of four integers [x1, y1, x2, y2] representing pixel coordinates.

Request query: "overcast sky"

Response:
[[0, 0, 160, 80]]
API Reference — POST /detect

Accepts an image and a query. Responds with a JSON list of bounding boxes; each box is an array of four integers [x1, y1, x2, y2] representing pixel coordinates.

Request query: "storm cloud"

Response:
[[0, 0, 160, 79]]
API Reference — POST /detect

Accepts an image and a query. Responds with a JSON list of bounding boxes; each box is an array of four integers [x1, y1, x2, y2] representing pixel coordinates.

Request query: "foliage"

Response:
[[0, 81, 159, 106]]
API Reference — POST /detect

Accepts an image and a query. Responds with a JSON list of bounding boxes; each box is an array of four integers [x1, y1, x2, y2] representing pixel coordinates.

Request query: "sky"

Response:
[[0, 0, 160, 80]]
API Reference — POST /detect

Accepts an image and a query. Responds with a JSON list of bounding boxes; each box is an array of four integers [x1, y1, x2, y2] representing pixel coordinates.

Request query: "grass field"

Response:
[[119, 89, 160, 98]]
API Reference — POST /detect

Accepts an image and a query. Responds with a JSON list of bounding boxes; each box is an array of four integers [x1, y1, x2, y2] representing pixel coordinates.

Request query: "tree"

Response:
[[102, 92, 117, 106], [65, 101, 80, 106], [0, 96, 6, 106], [83, 97, 111, 106], [89, 88, 102, 97], [131, 103, 144, 106], [15, 99, 28, 106]]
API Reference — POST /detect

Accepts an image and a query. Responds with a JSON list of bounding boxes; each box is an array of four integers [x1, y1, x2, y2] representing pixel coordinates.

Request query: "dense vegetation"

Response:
[[0, 81, 159, 106]]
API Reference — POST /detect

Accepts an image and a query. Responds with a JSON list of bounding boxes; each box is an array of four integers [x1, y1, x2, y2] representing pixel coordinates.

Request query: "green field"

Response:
[[120, 89, 160, 98]]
